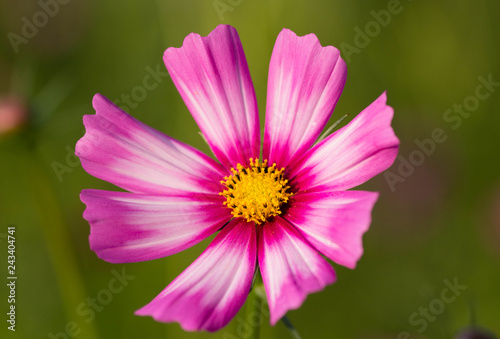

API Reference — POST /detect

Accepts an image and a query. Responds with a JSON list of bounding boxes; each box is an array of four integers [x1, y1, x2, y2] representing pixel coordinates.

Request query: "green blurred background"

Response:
[[1, 0, 499, 338]]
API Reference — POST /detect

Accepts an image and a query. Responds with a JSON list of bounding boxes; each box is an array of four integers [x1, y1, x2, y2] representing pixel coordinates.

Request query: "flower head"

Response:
[[76, 25, 399, 331], [220, 158, 293, 223]]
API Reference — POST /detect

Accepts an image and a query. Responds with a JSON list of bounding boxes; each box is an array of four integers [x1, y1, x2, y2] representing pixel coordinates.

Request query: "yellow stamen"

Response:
[[219, 158, 293, 224]]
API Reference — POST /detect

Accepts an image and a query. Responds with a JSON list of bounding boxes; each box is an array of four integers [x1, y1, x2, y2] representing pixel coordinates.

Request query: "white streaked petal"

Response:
[[136, 218, 257, 332]]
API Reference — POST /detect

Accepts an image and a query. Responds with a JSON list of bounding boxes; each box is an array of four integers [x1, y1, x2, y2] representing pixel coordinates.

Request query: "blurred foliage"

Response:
[[0, 0, 499, 338]]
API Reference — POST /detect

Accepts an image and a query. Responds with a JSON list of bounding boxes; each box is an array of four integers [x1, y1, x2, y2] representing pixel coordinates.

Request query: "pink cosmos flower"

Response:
[[76, 25, 399, 331]]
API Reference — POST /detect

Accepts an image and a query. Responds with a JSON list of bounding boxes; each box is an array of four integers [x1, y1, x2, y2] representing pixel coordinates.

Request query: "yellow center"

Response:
[[220, 158, 293, 224]]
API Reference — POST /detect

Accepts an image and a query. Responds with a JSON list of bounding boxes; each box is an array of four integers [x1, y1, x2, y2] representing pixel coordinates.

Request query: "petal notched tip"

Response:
[[277, 27, 344, 57], [92, 93, 108, 111], [163, 24, 237, 57]]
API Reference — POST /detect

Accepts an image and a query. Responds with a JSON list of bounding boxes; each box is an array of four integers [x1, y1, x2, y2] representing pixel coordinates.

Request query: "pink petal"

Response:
[[81, 189, 231, 263], [258, 217, 336, 325], [76, 94, 227, 195], [289, 92, 399, 192], [136, 218, 257, 332], [283, 190, 378, 269], [263, 28, 347, 169], [163, 25, 260, 169]]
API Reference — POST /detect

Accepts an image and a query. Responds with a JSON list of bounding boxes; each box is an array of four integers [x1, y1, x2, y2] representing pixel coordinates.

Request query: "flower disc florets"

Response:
[[220, 158, 293, 224]]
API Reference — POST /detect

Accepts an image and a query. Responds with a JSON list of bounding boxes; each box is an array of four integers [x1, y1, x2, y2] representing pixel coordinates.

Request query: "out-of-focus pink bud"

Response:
[[0, 95, 27, 135]]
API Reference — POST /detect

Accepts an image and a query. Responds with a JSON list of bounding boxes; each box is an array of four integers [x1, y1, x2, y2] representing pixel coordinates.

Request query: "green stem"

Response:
[[281, 315, 302, 339], [246, 282, 265, 339], [24, 149, 98, 338], [249, 289, 263, 339], [316, 113, 349, 145]]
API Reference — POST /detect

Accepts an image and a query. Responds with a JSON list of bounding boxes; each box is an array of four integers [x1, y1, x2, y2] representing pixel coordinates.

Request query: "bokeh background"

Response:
[[1, 0, 499, 338]]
